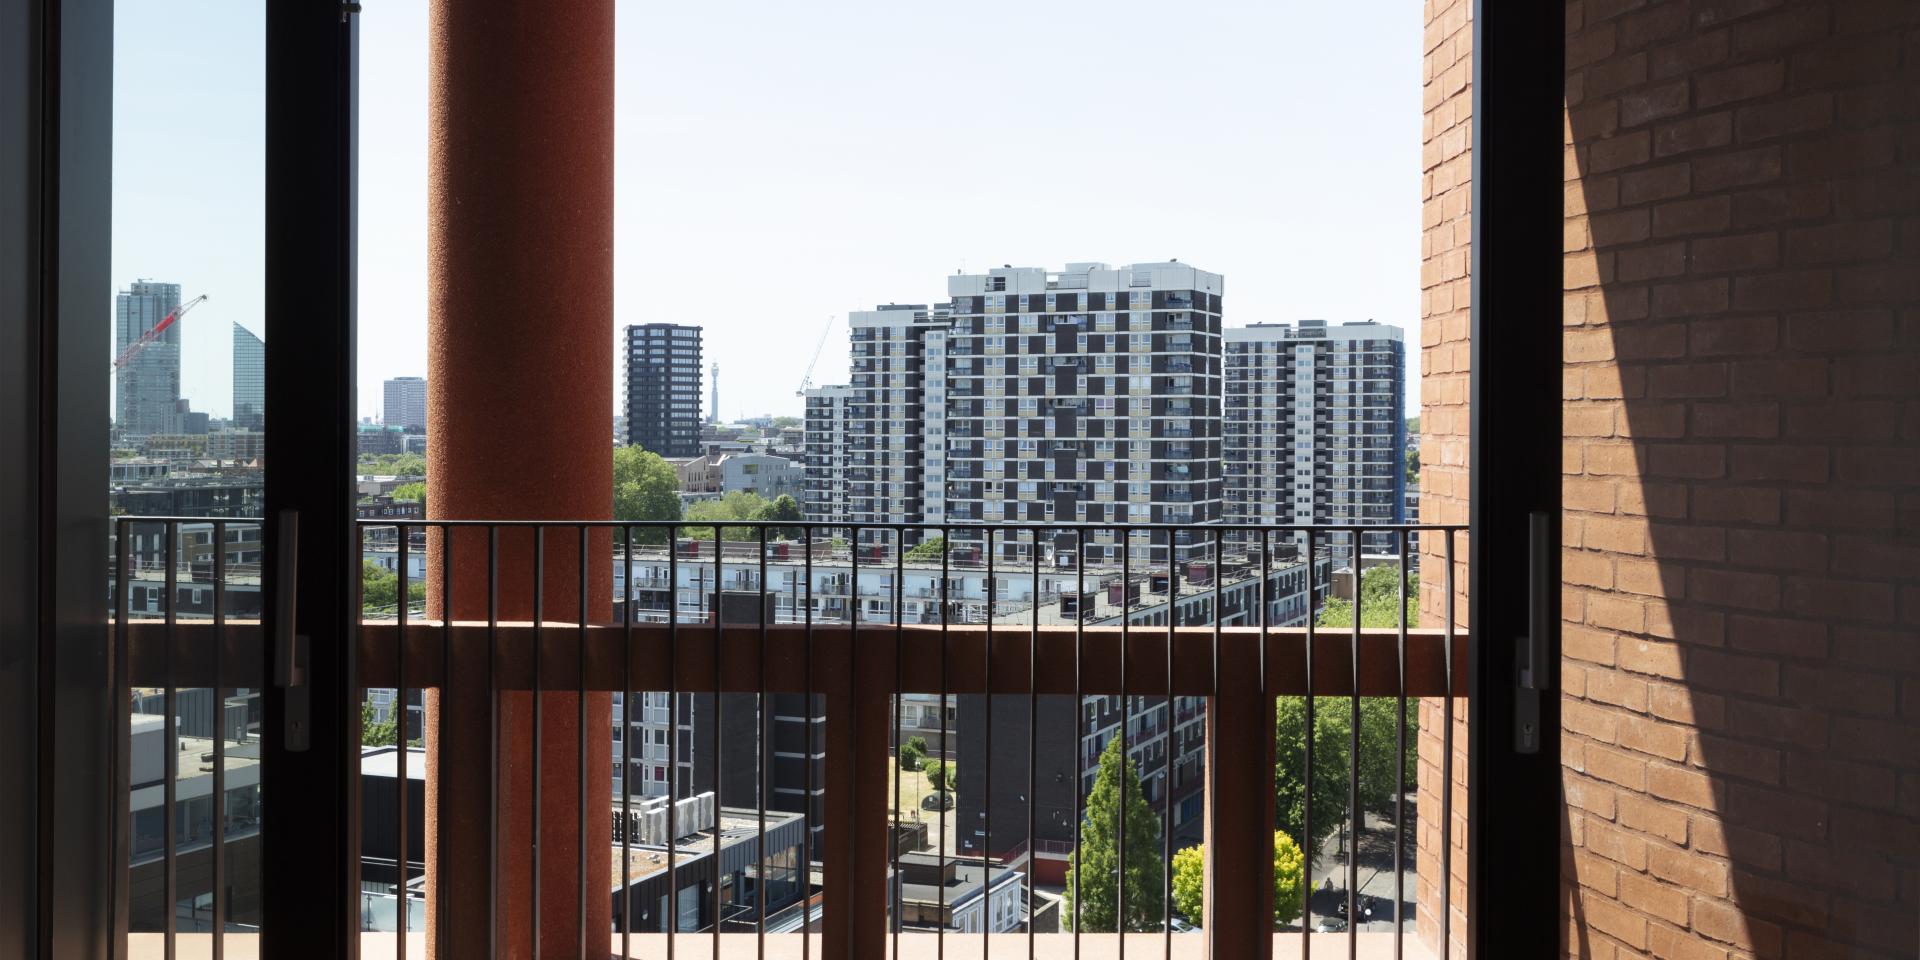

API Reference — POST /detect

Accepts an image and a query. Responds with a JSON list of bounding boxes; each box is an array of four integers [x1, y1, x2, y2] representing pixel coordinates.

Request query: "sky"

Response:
[[113, 0, 1423, 423]]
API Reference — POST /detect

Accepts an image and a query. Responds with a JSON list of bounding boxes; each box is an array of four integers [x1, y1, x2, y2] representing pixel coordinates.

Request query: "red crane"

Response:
[[112, 293, 208, 368]]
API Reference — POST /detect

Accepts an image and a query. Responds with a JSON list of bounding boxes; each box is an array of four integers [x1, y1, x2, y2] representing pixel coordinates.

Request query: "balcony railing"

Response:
[[114, 517, 1464, 959]]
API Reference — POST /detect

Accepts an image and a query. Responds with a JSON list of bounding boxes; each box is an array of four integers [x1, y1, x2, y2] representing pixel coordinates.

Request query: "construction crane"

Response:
[[794, 315, 835, 396], [112, 293, 208, 368]]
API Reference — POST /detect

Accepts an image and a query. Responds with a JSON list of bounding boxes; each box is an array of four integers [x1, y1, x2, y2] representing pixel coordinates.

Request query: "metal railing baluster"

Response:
[[621, 527, 633, 958], [531, 526, 544, 960], [163, 521, 177, 960], [1072, 529, 1084, 958], [112, 520, 131, 955], [712, 527, 723, 959], [757, 524, 769, 958], [212, 520, 227, 959], [1302, 527, 1316, 959], [801, 524, 813, 960], [487, 524, 500, 959], [1163, 539, 1179, 957], [399, 524, 411, 957], [892, 528, 904, 957], [669, 523, 680, 958], [982, 527, 994, 960], [440, 523, 453, 956], [1395, 529, 1409, 958], [1118, 529, 1128, 959], [1350, 532, 1362, 960], [1027, 526, 1039, 960], [935, 527, 946, 960], [577, 525, 589, 956], [1441, 531, 1457, 960]]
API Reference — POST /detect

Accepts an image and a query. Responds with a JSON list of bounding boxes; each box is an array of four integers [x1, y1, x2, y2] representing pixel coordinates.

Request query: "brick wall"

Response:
[[1560, 2, 1918, 959], [1416, 0, 1473, 956]]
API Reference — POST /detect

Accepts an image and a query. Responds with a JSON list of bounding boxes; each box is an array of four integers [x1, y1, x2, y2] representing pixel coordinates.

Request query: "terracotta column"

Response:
[[422, 1, 615, 956]]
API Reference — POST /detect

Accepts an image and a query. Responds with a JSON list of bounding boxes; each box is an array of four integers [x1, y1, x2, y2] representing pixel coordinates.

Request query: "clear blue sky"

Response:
[[114, 0, 1423, 423]]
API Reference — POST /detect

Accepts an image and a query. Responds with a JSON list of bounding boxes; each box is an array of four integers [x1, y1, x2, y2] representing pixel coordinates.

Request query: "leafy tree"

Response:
[[684, 490, 770, 542], [361, 700, 398, 747], [921, 758, 953, 793], [389, 481, 426, 503], [1317, 566, 1418, 631], [899, 735, 928, 772], [361, 559, 425, 616], [613, 445, 682, 542], [1275, 700, 1418, 865], [1405, 445, 1421, 485], [768, 416, 801, 429], [358, 452, 425, 477], [756, 494, 802, 524], [1064, 735, 1165, 932], [905, 537, 945, 562], [1169, 831, 1306, 927]]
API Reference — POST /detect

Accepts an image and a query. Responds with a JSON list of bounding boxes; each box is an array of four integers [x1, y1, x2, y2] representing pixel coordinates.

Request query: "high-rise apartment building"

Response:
[[846, 304, 949, 542], [1224, 320, 1406, 566], [382, 376, 428, 431], [623, 324, 703, 457], [943, 263, 1224, 566], [232, 323, 265, 430], [115, 280, 183, 440], [801, 385, 854, 523]]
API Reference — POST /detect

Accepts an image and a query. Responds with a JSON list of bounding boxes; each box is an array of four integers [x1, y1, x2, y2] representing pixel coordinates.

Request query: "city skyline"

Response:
[[111, 0, 1423, 424]]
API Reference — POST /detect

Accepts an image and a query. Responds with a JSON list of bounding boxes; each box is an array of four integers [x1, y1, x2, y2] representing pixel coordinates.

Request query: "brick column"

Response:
[[1417, 0, 1473, 957], [421, 1, 615, 956]]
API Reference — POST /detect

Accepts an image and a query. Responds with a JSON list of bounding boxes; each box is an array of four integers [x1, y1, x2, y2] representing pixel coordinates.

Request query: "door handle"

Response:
[[1515, 510, 1550, 753], [275, 509, 311, 752]]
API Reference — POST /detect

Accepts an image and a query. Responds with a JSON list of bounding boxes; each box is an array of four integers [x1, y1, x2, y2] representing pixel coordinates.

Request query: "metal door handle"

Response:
[[1515, 510, 1550, 753]]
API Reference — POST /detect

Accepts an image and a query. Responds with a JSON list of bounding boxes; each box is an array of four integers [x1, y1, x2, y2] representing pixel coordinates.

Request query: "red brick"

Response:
[[1685, 315, 1776, 355], [1620, 872, 1691, 926], [1618, 713, 1690, 760], [1691, 813, 1784, 870], [1730, 356, 1829, 397], [1735, 92, 1834, 142], [1647, 844, 1729, 897], [1832, 353, 1920, 398], [1729, 181, 1832, 228], [1571, 847, 1622, 897], [1566, 698, 1623, 743], [1686, 648, 1781, 696], [1648, 443, 1726, 478], [1729, 5, 1832, 57], [1725, 866, 1830, 929], [1566, 477, 1620, 513], [1785, 575, 1896, 622], [1789, 128, 1898, 177], [1833, 446, 1920, 484], [1588, 669, 1652, 712], [1787, 400, 1898, 440], [1650, 682, 1724, 729], [1621, 162, 1692, 204], [1790, 32, 1903, 91], [1784, 663, 1897, 717], [1689, 231, 1780, 273], [1829, 717, 1920, 769], [1645, 522, 1725, 562], [1567, 624, 1620, 666], [1726, 781, 1829, 842], [1618, 240, 1689, 281], [1690, 486, 1779, 524], [1784, 838, 1897, 899], [1725, 527, 1827, 572], [1616, 478, 1689, 518], [1699, 57, 1787, 108], [1693, 733, 1782, 785], [1621, 80, 1692, 128], [1589, 51, 1651, 99], [1651, 196, 1731, 237], [1727, 698, 1828, 749], [1647, 762, 1718, 808], [1590, 593, 1648, 632], [1585, 819, 1652, 870], [1590, 130, 1654, 174], [1648, 925, 1730, 960], [1651, 30, 1730, 81], [1618, 637, 1684, 679], [1693, 896, 1782, 954], [1614, 557, 1676, 597], [1687, 567, 1780, 610], [1691, 401, 1779, 438], [1693, 145, 1784, 191], [1649, 278, 1729, 316], [1590, 208, 1652, 246], [1784, 752, 1897, 809], [1566, 327, 1618, 362], [1726, 613, 1826, 658], [1648, 363, 1727, 398], [1829, 533, 1920, 580], [1729, 444, 1827, 482], [1787, 219, 1895, 265], [1786, 488, 1891, 529], [1580, 892, 1649, 950], [1617, 791, 1690, 844]]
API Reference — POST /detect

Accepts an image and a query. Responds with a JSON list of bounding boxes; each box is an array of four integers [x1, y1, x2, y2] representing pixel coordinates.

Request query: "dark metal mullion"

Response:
[[1395, 530, 1409, 956], [532, 526, 544, 960], [1162, 539, 1179, 953], [668, 523, 680, 958], [982, 528, 994, 960], [890, 529, 903, 955], [1349, 553, 1361, 959], [711, 527, 722, 958], [113, 522, 134, 951], [757, 524, 769, 957], [1117, 529, 1127, 955], [800, 525, 812, 960], [1302, 528, 1315, 956], [621, 527, 633, 958], [1072, 531, 1083, 957], [1258, 529, 1271, 937], [935, 528, 946, 960], [487, 526, 500, 959], [397, 525, 410, 959], [1027, 527, 1039, 960], [163, 523, 177, 960], [1440, 532, 1456, 956], [577, 526, 589, 956], [439, 525, 454, 954], [212, 521, 228, 957]]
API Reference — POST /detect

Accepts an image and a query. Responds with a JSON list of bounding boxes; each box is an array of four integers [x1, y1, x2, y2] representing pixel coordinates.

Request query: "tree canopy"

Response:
[[1170, 831, 1305, 927], [613, 445, 682, 542], [905, 536, 945, 561], [1316, 565, 1418, 631], [358, 452, 425, 477], [361, 559, 425, 616], [1064, 735, 1165, 932], [389, 481, 426, 503]]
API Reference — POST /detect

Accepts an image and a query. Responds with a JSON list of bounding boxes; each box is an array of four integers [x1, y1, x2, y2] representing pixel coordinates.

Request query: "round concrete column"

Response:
[[422, 1, 614, 956]]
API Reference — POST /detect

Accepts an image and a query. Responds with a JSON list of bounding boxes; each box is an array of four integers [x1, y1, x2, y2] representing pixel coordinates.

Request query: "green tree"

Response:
[[768, 416, 801, 430], [361, 560, 425, 616], [1064, 735, 1165, 933], [921, 758, 953, 793], [613, 445, 682, 542], [361, 700, 398, 747], [358, 452, 425, 477], [755, 493, 802, 525], [905, 536, 945, 561], [899, 735, 928, 772], [1169, 831, 1306, 927], [389, 481, 426, 503], [1405, 445, 1421, 485], [685, 490, 770, 542], [1317, 566, 1419, 630]]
